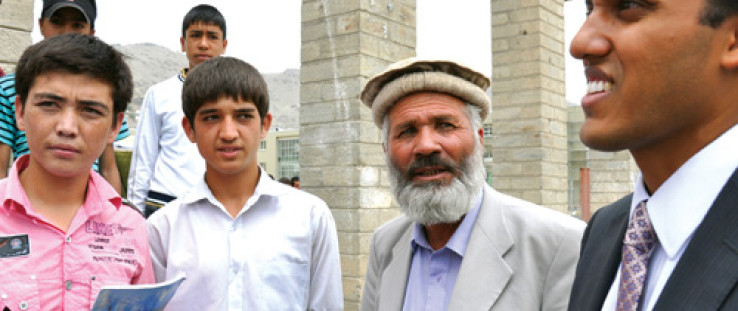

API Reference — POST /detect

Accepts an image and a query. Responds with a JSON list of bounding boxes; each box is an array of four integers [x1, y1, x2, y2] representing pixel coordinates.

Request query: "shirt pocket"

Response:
[[89, 274, 130, 307], [258, 260, 309, 310], [0, 277, 41, 311]]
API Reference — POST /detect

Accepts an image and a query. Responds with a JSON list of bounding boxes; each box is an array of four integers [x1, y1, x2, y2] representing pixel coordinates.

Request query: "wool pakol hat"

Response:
[[360, 57, 491, 128]]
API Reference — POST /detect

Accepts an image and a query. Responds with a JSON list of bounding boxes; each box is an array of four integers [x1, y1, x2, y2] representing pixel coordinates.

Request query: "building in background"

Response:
[[258, 129, 300, 180]]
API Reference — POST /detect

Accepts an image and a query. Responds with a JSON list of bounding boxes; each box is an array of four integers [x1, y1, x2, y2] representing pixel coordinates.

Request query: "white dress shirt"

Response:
[[602, 124, 738, 311], [147, 169, 343, 311], [127, 72, 205, 211]]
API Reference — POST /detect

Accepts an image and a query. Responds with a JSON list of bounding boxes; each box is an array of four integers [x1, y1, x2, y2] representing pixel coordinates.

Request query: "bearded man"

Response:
[[359, 58, 585, 311]]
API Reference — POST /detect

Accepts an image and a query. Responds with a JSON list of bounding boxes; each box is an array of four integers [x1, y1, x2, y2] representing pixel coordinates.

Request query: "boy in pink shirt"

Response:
[[0, 34, 154, 311]]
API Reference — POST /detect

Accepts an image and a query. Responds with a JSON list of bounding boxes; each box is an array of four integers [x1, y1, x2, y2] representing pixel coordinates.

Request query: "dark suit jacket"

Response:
[[568, 168, 738, 311]]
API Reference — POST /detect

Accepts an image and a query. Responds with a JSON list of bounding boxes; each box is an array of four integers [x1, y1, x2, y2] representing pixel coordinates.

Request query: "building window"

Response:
[[260, 140, 266, 150], [483, 124, 493, 137], [483, 151, 493, 163], [277, 138, 300, 179]]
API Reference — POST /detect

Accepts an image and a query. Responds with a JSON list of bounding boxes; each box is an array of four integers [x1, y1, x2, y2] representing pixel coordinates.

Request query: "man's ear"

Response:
[[14, 97, 25, 131], [182, 116, 196, 143], [180, 37, 186, 52], [721, 16, 738, 69], [38, 18, 47, 38], [107, 112, 124, 144], [260, 112, 273, 139], [477, 127, 484, 146]]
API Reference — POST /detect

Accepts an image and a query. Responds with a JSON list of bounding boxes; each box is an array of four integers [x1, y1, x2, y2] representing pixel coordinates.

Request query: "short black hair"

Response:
[[182, 4, 226, 39], [182, 57, 269, 127], [700, 0, 738, 27], [291, 176, 299, 184], [15, 33, 132, 122]]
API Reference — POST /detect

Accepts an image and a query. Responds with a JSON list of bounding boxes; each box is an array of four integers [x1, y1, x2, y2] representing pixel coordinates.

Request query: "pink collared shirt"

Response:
[[0, 155, 154, 311]]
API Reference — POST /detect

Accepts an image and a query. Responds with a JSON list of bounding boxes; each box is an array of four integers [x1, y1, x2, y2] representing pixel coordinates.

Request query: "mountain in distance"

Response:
[[115, 43, 299, 133]]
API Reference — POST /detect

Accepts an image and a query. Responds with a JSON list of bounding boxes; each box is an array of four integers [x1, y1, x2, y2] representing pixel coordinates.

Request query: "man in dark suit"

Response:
[[567, 0, 738, 310]]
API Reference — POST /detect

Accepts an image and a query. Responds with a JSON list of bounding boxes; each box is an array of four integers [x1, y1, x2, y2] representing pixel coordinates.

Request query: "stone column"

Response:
[[0, 0, 34, 72], [301, 0, 415, 309], [490, 0, 569, 212]]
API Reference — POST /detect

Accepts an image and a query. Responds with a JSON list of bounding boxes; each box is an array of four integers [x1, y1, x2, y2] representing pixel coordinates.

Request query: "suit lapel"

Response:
[[447, 186, 513, 311], [654, 169, 738, 310], [378, 224, 414, 311], [569, 194, 630, 310]]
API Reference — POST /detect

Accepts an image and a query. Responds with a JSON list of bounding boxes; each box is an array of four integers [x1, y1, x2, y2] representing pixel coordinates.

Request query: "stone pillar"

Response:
[[0, 0, 34, 72], [300, 0, 415, 309], [490, 0, 569, 212]]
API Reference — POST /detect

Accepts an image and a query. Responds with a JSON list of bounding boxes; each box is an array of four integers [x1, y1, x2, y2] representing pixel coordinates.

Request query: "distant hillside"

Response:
[[115, 43, 299, 132]]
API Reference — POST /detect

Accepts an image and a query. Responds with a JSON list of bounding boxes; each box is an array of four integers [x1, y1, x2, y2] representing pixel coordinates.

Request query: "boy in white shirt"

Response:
[[147, 57, 343, 310]]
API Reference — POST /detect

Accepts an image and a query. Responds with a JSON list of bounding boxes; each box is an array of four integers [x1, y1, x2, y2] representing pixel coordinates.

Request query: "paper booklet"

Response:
[[91, 273, 186, 311]]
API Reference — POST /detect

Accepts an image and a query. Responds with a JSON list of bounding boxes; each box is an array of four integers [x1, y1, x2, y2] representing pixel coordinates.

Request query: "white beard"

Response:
[[387, 140, 486, 225]]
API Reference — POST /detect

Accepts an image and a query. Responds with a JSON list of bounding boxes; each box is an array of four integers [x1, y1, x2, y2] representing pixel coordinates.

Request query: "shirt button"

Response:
[[1, 293, 7, 300], [30, 275, 36, 280], [65, 236, 72, 243], [65, 280, 73, 290], [19, 301, 29, 310]]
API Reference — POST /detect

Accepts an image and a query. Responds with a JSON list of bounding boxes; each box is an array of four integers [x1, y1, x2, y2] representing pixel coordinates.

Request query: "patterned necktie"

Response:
[[617, 201, 657, 311]]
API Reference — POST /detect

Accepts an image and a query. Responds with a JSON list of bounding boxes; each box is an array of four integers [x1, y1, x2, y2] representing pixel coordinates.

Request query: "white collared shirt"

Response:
[[147, 170, 343, 311], [127, 72, 206, 211], [602, 124, 738, 311]]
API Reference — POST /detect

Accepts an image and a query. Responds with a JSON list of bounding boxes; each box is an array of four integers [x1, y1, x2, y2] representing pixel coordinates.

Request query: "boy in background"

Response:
[[147, 57, 343, 310], [0, 34, 154, 311], [128, 4, 227, 216]]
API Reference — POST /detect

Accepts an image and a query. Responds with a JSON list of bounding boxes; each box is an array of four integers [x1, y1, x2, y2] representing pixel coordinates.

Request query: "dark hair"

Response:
[[182, 4, 226, 39], [700, 0, 738, 27], [278, 177, 291, 185], [290, 176, 299, 184], [182, 57, 269, 127], [15, 33, 132, 122]]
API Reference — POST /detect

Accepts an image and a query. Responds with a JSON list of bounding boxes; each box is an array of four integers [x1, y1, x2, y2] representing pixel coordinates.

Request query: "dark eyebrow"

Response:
[[206, 31, 221, 37], [197, 108, 219, 115], [33, 93, 65, 103], [432, 115, 458, 123], [79, 100, 110, 113]]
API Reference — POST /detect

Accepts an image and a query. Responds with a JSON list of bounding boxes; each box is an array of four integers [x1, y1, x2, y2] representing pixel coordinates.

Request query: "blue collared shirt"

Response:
[[402, 191, 483, 311]]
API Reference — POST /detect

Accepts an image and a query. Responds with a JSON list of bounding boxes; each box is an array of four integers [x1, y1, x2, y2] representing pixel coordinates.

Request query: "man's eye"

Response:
[[396, 128, 416, 138], [203, 115, 218, 121], [83, 108, 103, 115], [438, 122, 456, 130], [618, 0, 645, 11]]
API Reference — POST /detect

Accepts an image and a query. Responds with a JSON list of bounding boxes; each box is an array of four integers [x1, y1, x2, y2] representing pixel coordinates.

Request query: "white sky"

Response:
[[31, 0, 587, 104]]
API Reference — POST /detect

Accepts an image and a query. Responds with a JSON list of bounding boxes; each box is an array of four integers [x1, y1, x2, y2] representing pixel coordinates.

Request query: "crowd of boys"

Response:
[[3, 0, 738, 310]]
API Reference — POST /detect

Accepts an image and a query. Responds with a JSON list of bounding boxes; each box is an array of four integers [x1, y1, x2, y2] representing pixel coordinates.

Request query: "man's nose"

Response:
[[219, 116, 238, 140], [413, 127, 441, 156], [569, 10, 612, 62], [56, 109, 79, 137]]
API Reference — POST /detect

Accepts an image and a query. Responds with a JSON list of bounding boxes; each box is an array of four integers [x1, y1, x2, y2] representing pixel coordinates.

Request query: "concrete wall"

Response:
[[0, 0, 34, 73], [300, 0, 415, 309], [490, 0, 569, 212], [567, 106, 639, 215]]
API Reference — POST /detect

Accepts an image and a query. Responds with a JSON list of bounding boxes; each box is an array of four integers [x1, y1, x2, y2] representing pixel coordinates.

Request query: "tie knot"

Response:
[[623, 201, 656, 253]]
